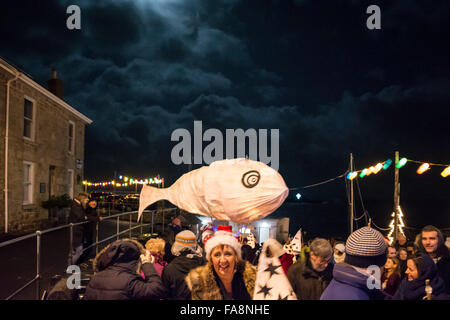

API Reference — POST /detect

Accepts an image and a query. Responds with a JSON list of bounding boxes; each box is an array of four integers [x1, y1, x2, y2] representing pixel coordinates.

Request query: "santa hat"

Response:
[[201, 228, 214, 244], [204, 225, 241, 261]]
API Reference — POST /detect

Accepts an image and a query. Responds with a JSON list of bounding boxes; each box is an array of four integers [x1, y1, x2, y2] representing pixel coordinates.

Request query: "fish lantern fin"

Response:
[[138, 184, 168, 222]]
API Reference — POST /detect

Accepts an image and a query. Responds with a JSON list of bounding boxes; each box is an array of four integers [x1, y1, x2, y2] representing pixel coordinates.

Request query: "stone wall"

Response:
[[0, 65, 87, 234]]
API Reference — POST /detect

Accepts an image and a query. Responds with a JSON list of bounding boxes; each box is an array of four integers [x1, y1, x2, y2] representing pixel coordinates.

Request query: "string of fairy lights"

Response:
[[83, 175, 164, 188], [346, 157, 450, 180], [345, 155, 449, 244]]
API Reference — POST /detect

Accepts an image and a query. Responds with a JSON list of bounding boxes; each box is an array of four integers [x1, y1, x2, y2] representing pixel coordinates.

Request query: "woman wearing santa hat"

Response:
[[185, 225, 256, 300]]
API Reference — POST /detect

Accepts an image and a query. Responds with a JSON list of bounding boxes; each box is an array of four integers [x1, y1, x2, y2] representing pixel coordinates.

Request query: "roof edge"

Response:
[[0, 57, 93, 125]]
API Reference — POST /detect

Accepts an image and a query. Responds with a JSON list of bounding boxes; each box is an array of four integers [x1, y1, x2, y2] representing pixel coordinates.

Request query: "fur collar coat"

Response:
[[185, 260, 256, 300]]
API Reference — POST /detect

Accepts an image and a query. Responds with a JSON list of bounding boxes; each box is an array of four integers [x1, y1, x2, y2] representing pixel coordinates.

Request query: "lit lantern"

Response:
[[416, 163, 430, 174]]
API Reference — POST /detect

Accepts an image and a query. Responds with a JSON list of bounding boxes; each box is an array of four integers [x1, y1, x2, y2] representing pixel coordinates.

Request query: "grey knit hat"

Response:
[[344, 226, 387, 268]]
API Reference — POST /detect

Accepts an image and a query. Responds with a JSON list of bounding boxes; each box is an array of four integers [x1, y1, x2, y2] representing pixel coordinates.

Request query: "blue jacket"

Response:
[[320, 263, 385, 300]]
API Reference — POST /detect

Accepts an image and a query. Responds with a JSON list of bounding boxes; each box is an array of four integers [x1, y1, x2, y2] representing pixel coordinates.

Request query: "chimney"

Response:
[[47, 68, 64, 99]]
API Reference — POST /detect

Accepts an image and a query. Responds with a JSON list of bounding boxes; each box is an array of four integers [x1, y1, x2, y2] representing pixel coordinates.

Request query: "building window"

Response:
[[24, 98, 34, 139], [68, 121, 75, 153], [68, 169, 74, 199], [23, 162, 34, 204]]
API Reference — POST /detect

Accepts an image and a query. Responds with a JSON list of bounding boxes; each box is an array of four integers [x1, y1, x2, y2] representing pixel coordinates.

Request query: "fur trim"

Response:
[[185, 260, 256, 300], [204, 231, 242, 261], [93, 238, 145, 274]]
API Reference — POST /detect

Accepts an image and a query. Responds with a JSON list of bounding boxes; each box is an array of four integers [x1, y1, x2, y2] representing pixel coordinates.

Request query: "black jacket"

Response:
[[84, 206, 100, 236], [287, 256, 333, 300], [436, 252, 450, 295], [241, 244, 255, 264], [161, 252, 205, 300], [68, 200, 86, 246], [85, 239, 167, 300]]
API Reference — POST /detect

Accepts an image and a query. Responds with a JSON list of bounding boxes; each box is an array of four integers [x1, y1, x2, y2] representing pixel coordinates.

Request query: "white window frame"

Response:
[[23, 96, 36, 141], [23, 161, 34, 205], [68, 169, 74, 199], [68, 120, 75, 154]]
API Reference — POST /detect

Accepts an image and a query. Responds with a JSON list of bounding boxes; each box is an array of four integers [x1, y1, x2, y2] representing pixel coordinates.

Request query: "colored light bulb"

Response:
[[396, 158, 408, 169], [417, 163, 430, 174], [360, 168, 368, 178], [347, 172, 357, 180], [383, 159, 392, 170], [441, 166, 450, 178], [373, 163, 383, 174]]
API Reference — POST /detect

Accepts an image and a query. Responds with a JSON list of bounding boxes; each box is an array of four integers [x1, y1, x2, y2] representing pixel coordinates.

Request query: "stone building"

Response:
[[0, 57, 92, 233]]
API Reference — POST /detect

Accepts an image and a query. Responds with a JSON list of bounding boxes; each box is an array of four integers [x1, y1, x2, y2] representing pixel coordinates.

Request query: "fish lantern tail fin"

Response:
[[138, 184, 168, 222]]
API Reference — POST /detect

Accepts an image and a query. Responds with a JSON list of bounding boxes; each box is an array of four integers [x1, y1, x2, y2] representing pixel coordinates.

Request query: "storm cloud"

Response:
[[2, 0, 449, 233]]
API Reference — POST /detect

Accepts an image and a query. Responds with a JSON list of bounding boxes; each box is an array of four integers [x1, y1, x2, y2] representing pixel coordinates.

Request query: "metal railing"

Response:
[[0, 207, 177, 300]]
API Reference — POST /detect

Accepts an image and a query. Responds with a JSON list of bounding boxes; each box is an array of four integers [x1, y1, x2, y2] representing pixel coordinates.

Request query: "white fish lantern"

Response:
[[138, 158, 289, 224]]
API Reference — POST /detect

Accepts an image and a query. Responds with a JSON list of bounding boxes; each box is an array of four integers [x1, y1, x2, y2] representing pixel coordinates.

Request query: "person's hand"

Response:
[[140, 250, 154, 264], [98, 216, 103, 221]]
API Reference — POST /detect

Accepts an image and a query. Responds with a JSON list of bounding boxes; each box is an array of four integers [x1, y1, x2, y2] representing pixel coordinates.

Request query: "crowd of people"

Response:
[[64, 192, 450, 300]]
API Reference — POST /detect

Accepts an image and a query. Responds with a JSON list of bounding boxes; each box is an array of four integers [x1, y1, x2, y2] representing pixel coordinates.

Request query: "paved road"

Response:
[[0, 217, 152, 300]]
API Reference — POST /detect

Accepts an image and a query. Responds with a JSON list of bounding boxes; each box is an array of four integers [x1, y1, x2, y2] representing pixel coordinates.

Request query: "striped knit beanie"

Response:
[[344, 226, 387, 268], [171, 230, 198, 256]]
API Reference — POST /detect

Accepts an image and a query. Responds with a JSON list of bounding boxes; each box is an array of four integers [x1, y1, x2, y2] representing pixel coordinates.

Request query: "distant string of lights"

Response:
[[83, 175, 164, 188], [346, 157, 450, 180]]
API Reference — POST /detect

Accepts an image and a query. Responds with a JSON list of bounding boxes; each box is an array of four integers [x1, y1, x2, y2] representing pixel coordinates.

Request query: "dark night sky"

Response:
[[2, 0, 449, 237]]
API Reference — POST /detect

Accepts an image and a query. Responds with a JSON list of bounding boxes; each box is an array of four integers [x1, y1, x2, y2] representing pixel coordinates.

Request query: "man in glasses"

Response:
[[287, 238, 333, 300]]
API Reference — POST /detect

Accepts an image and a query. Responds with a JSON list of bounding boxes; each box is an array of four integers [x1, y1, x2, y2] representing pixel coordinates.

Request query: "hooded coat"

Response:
[[320, 263, 386, 300], [393, 254, 449, 300], [85, 239, 167, 300], [185, 260, 256, 300], [161, 251, 205, 300]]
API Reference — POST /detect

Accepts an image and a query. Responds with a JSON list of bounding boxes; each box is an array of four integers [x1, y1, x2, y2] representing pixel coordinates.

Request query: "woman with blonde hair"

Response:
[[144, 238, 168, 277], [185, 226, 256, 300]]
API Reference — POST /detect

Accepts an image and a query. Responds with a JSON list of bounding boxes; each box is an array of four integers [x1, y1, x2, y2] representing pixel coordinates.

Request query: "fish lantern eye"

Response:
[[241, 170, 261, 188]]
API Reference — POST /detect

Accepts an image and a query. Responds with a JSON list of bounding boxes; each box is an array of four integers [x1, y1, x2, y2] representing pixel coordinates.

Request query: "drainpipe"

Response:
[[4, 72, 19, 233]]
